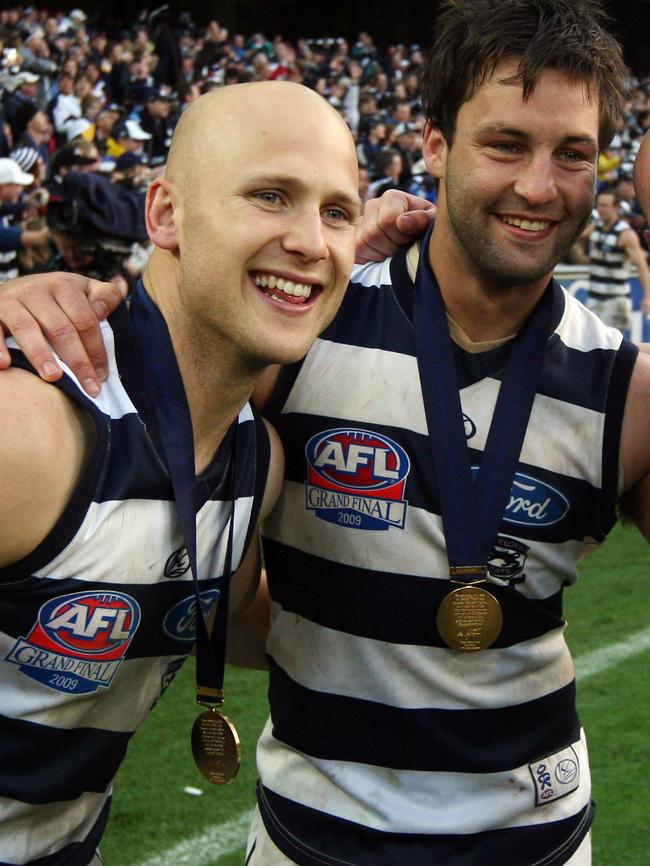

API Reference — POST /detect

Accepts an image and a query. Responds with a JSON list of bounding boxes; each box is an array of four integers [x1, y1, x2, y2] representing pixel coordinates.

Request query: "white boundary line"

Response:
[[133, 628, 650, 866], [134, 808, 253, 866]]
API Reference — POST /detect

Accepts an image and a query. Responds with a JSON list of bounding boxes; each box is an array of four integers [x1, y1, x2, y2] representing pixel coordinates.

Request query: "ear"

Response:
[[145, 177, 178, 250], [423, 122, 448, 179]]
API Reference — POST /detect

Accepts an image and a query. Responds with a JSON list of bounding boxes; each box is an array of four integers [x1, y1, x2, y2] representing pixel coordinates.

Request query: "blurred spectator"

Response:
[[0, 157, 49, 283], [139, 86, 176, 165]]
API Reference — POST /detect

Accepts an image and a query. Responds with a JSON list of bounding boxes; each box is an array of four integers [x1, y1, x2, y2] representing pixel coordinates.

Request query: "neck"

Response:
[[143, 252, 259, 473], [427, 220, 550, 343]]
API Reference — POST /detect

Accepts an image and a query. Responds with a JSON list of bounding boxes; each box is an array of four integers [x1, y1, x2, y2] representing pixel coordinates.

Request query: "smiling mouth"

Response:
[[254, 272, 316, 305], [500, 215, 553, 232]]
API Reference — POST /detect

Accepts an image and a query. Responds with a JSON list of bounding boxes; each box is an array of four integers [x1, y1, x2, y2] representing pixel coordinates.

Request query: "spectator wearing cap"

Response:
[[10, 145, 46, 187], [105, 117, 151, 160], [113, 150, 150, 190], [48, 143, 100, 188], [17, 25, 57, 80], [139, 86, 176, 165], [2, 70, 40, 140], [0, 157, 49, 283], [64, 117, 93, 144], [93, 104, 124, 156]]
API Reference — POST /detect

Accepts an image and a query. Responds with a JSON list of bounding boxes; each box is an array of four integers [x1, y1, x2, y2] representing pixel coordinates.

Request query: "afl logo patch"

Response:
[[5, 591, 141, 695], [305, 428, 410, 531]]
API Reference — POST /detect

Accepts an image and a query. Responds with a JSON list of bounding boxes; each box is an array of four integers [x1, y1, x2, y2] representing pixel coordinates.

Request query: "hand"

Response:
[[356, 190, 436, 264], [643, 295, 650, 317], [0, 273, 125, 396]]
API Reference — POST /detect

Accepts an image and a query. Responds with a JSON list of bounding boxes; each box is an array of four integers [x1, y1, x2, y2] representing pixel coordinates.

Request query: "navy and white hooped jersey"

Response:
[[588, 218, 632, 296], [0, 302, 269, 866], [258, 246, 638, 866]]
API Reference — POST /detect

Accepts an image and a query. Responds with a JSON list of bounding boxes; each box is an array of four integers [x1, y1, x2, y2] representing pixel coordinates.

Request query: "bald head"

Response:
[[166, 81, 355, 195], [635, 131, 650, 226]]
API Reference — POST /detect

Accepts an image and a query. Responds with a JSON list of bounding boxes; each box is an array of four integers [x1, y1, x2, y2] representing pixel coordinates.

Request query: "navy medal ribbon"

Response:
[[412, 227, 553, 649], [129, 280, 241, 780]]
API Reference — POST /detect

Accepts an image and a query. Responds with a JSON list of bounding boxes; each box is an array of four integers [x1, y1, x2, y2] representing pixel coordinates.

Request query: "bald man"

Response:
[[0, 82, 361, 866]]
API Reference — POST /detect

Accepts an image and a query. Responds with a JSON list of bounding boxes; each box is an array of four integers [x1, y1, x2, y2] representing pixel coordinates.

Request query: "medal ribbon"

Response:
[[412, 227, 553, 578], [129, 280, 234, 706]]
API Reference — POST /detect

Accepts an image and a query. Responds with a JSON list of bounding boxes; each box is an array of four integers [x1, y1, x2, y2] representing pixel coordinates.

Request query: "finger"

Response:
[[51, 280, 113, 382], [0, 329, 11, 369], [86, 277, 126, 320], [395, 206, 436, 237], [4, 288, 102, 396], [0, 298, 64, 383]]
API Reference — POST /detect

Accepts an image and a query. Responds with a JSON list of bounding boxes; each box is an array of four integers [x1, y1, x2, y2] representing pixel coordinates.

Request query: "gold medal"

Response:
[[436, 584, 503, 651], [191, 708, 241, 784]]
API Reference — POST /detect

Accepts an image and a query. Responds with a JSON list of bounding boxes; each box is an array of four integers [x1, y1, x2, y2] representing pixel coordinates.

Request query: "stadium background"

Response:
[[4, 3, 650, 864], [43, 0, 650, 72]]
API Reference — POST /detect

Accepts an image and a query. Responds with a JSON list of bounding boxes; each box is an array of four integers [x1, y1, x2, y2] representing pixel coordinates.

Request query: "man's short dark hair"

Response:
[[420, 0, 628, 148]]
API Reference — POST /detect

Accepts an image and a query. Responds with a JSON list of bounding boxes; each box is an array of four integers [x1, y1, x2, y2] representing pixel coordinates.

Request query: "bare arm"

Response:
[[620, 228, 650, 315], [226, 420, 284, 669], [0, 272, 123, 394], [619, 351, 650, 541], [0, 368, 95, 567]]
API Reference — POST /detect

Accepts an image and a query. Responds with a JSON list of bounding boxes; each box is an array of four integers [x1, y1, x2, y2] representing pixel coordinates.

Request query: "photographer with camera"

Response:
[[45, 164, 148, 294]]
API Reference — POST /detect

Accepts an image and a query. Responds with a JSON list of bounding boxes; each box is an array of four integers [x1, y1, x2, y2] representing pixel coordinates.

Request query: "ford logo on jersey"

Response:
[[163, 590, 220, 642], [471, 467, 569, 526], [305, 428, 411, 531], [5, 591, 141, 695]]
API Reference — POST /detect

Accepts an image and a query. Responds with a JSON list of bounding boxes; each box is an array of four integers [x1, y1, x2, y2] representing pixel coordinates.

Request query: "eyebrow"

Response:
[[241, 173, 363, 213], [476, 124, 598, 149]]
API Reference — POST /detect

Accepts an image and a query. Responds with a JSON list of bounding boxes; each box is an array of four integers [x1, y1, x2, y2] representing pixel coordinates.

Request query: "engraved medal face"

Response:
[[436, 585, 503, 651], [191, 709, 241, 784]]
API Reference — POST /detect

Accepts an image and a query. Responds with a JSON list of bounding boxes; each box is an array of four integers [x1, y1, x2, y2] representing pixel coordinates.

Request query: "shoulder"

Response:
[[259, 419, 285, 522], [620, 350, 650, 493], [0, 368, 95, 567]]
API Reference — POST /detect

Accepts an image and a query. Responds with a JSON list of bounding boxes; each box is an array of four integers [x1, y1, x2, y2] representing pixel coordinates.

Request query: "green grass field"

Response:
[[102, 522, 650, 866]]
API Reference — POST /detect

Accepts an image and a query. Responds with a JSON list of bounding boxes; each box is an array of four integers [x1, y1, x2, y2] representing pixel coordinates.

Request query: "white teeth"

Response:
[[503, 216, 551, 231], [254, 273, 313, 299]]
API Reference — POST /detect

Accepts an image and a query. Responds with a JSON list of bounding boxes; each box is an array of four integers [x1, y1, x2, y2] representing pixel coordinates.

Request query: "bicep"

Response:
[[0, 369, 93, 567], [619, 473, 650, 543]]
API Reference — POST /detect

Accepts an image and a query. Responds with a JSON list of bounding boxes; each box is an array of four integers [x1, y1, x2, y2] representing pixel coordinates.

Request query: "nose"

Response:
[[282, 208, 328, 261], [513, 155, 558, 207]]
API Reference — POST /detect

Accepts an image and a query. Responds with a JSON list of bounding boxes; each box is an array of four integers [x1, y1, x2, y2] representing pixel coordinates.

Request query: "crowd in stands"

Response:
[[0, 3, 649, 286]]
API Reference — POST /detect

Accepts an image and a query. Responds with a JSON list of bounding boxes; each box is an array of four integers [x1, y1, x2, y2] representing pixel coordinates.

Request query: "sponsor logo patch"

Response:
[[5, 591, 141, 695], [471, 468, 569, 527], [164, 547, 191, 578], [530, 745, 580, 806], [305, 428, 410, 531], [163, 590, 220, 642]]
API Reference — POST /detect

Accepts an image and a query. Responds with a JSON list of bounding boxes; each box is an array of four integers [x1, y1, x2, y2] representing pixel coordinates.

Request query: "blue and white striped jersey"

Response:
[[0, 302, 269, 866], [258, 246, 637, 866]]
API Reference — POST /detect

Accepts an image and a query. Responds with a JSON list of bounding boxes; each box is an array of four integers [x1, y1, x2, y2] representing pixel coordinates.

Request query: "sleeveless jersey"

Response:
[[258, 247, 637, 866], [0, 301, 270, 866], [588, 218, 632, 297]]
